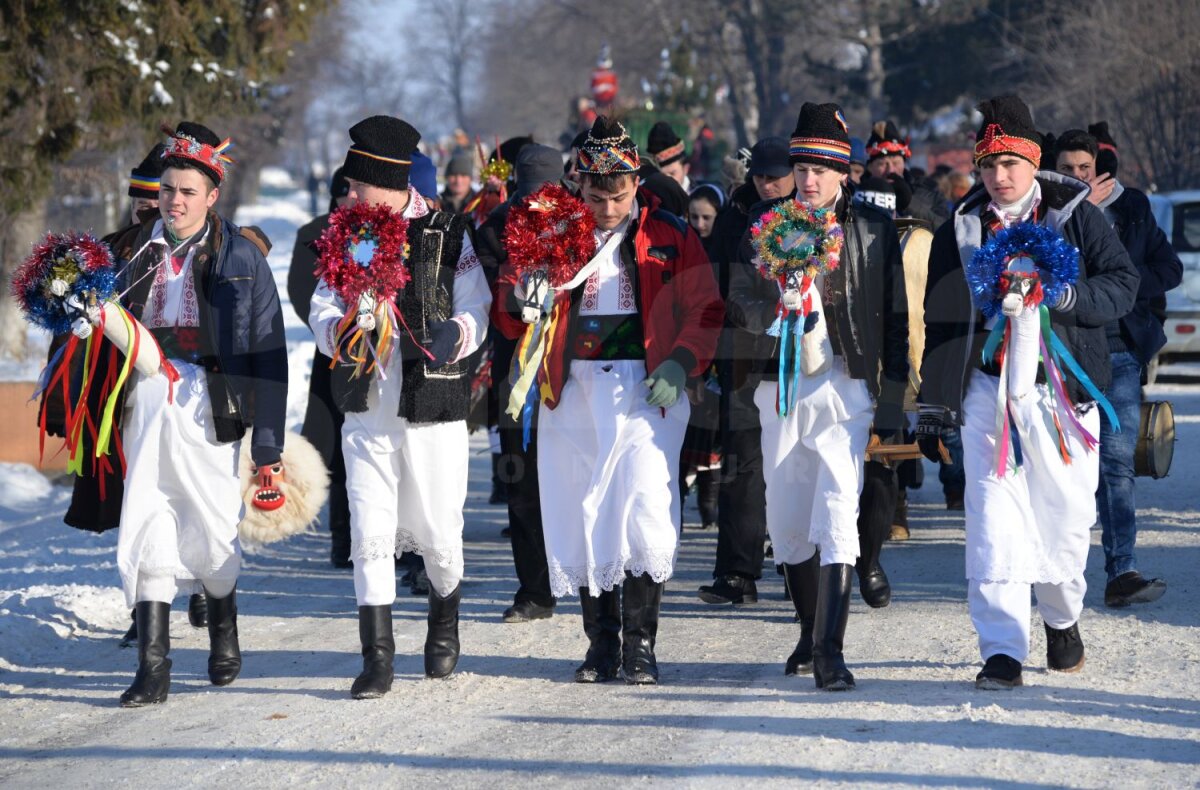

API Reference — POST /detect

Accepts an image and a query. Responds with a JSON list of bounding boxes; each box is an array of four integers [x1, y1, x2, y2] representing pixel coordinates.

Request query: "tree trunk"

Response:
[[0, 203, 48, 360]]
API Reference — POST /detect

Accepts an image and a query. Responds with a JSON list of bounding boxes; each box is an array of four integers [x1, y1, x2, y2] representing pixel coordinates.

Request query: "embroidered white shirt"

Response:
[[579, 202, 638, 316], [142, 219, 207, 329]]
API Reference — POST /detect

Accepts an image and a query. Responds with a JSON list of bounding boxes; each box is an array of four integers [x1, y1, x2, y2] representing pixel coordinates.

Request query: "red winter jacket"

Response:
[[494, 189, 724, 409]]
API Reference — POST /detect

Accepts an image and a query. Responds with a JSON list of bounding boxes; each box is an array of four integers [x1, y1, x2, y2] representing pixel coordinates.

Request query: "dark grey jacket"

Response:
[[919, 172, 1140, 422]]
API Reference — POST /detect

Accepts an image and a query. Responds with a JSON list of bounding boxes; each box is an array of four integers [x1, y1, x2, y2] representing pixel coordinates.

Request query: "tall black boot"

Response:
[[120, 601, 171, 707], [812, 563, 855, 691], [856, 460, 895, 608], [621, 573, 664, 685], [205, 587, 242, 686], [119, 608, 138, 648], [782, 554, 819, 675], [351, 605, 394, 699], [188, 592, 208, 627], [575, 586, 621, 683], [425, 584, 462, 679], [697, 468, 720, 529]]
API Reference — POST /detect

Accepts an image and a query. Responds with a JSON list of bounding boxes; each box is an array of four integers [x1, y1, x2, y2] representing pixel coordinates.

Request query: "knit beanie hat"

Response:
[[646, 121, 686, 167], [866, 121, 911, 162], [974, 95, 1042, 167], [577, 116, 640, 175], [342, 115, 421, 191], [129, 143, 168, 199], [789, 102, 852, 174], [444, 151, 474, 178]]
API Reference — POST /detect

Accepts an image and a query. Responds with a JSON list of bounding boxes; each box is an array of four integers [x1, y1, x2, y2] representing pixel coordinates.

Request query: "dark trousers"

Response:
[[713, 378, 767, 581], [495, 332, 554, 608], [499, 424, 554, 607]]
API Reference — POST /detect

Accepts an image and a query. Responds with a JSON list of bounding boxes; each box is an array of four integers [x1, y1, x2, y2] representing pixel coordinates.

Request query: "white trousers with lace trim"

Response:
[[342, 377, 468, 604], [538, 360, 690, 598], [117, 362, 243, 608], [755, 360, 874, 567], [962, 373, 1099, 585]]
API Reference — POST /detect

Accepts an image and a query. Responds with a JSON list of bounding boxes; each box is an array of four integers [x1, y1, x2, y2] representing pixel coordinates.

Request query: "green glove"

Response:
[[643, 359, 687, 408]]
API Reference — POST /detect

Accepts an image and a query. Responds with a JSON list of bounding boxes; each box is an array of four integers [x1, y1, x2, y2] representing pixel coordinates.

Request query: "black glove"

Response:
[[915, 406, 947, 463], [872, 398, 904, 441], [427, 320, 462, 369]]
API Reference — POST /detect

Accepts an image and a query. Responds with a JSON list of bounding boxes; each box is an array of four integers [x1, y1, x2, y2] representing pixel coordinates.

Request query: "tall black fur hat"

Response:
[[789, 102, 852, 173], [342, 115, 421, 191]]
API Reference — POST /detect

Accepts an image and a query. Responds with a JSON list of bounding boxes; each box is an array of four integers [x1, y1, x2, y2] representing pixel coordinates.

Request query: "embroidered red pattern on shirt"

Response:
[[582, 270, 600, 312], [148, 257, 169, 328], [617, 262, 635, 312], [179, 264, 200, 327]]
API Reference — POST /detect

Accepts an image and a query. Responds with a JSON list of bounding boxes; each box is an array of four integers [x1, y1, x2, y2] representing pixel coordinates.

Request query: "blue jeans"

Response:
[[938, 425, 965, 495], [1097, 350, 1142, 581]]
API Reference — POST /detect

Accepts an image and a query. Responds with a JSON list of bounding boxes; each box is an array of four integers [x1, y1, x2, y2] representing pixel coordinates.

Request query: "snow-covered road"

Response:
[[1, 173, 1196, 788]]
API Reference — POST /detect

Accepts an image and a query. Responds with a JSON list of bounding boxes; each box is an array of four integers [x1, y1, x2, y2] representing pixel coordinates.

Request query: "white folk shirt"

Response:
[[142, 219, 207, 329], [578, 203, 637, 316]]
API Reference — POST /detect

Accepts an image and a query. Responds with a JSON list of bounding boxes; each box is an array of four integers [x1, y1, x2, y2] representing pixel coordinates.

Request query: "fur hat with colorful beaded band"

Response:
[[161, 121, 233, 186], [789, 102, 852, 174], [576, 116, 640, 175], [647, 121, 686, 168], [974, 95, 1042, 168], [866, 120, 911, 162]]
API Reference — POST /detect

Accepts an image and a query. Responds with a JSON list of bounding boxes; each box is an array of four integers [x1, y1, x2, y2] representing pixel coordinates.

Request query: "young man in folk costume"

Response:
[[498, 117, 723, 685], [727, 103, 909, 690], [113, 121, 288, 706], [917, 96, 1138, 689], [308, 116, 491, 698]]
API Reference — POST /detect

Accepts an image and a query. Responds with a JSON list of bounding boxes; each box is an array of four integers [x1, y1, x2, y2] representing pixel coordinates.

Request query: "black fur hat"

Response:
[[974, 95, 1042, 166], [162, 121, 229, 185], [866, 120, 911, 162], [342, 115, 421, 191], [647, 121, 686, 167], [789, 102, 852, 173], [129, 143, 167, 199]]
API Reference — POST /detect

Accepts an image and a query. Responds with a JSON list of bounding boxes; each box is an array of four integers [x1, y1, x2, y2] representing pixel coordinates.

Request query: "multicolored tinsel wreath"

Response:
[[11, 232, 118, 335], [503, 183, 597, 286], [967, 222, 1079, 319], [749, 199, 844, 281], [313, 202, 411, 304]]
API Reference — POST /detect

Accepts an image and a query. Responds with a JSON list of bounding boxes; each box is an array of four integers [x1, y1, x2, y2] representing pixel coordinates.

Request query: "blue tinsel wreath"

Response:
[[11, 233, 119, 336], [966, 222, 1080, 319]]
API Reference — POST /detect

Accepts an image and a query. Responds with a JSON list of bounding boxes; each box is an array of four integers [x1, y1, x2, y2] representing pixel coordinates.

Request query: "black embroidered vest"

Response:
[[331, 210, 471, 424]]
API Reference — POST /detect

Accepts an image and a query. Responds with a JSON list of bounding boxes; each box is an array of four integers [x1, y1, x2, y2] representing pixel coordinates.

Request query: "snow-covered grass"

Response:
[[0, 181, 1196, 787]]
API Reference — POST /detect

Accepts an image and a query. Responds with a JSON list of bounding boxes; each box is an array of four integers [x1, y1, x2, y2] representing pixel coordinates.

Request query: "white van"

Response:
[[1147, 190, 1200, 377]]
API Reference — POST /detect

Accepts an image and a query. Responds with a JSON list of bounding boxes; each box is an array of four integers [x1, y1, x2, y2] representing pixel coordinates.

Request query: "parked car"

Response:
[[1147, 190, 1200, 381]]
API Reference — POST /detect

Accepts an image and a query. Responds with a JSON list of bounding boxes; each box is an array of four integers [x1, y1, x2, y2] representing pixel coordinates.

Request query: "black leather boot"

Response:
[[855, 460, 895, 608], [351, 605, 394, 699], [621, 573, 664, 685], [188, 592, 208, 628], [697, 468, 720, 529], [424, 584, 462, 679], [783, 554, 819, 675], [119, 608, 137, 648], [205, 587, 242, 686], [575, 586, 622, 683], [120, 601, 171, 707], [812, 563, 855, 691]]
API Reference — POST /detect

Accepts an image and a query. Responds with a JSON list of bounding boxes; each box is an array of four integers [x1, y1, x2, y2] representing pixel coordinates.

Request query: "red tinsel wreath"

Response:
[[503, 183, 597, 286], [313, 202, 411, 304]]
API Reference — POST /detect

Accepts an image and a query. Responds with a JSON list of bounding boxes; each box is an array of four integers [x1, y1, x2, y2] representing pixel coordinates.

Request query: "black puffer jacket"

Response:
[[1108, 185, 1182, 366], [919, 173, 1139, 422], [726, 187, 909, 406]]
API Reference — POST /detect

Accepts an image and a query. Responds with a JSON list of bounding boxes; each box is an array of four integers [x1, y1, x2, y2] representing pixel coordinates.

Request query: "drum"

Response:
[[1134, 400, 1174, 479]]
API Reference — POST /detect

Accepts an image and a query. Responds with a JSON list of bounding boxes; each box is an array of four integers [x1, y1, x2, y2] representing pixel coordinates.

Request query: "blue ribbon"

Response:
[[981, 316, 1007, 366], [1047, 330, 1120, 432]]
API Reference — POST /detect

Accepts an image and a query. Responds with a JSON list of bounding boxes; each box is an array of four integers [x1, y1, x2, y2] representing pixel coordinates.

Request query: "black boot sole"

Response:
[[119, 694, 168, 708], [785, 662, 813, 676], [1047, 654, 1085, 674], [351, 668, 394, 699], [975, 675, 1022, 690], [696, 590, 758, 605]]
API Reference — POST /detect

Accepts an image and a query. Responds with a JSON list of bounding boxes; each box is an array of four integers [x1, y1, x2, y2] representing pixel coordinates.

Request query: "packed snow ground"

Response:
[[1, 172, 1197, 788]]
